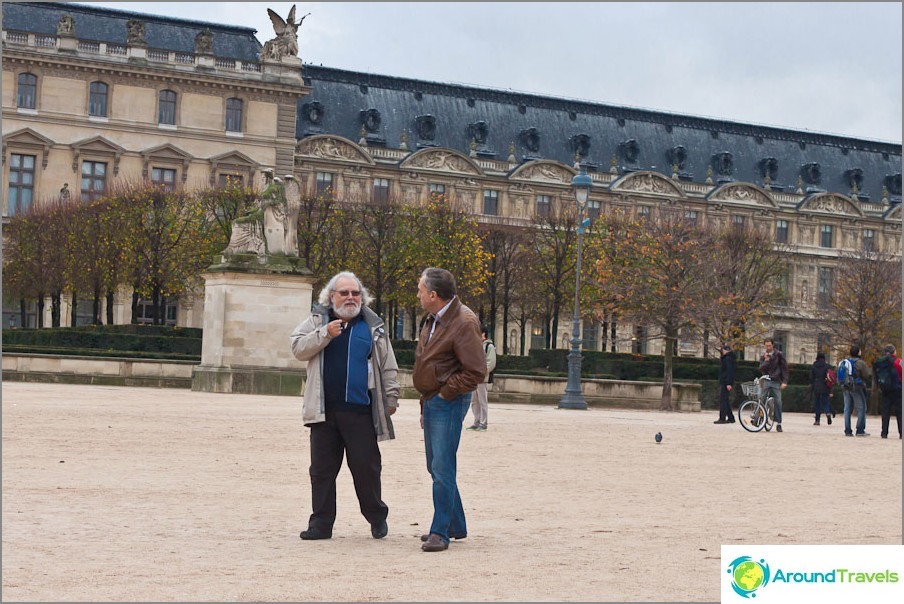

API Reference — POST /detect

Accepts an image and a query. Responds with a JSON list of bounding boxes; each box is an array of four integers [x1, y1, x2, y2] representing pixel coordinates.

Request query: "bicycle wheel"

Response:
[[738, 400, 766, 432], [764, 397, 776, 432]]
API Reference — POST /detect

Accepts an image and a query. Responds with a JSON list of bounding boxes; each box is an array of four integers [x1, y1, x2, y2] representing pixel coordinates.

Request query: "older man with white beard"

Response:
[[290, 271, 400, 541]]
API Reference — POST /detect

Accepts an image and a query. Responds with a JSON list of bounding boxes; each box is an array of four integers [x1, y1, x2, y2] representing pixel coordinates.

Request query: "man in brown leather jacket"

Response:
[[412, 268, 485, 552]]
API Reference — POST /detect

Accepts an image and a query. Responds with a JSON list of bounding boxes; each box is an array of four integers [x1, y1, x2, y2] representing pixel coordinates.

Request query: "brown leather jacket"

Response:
[[412, 297, 486, 401]]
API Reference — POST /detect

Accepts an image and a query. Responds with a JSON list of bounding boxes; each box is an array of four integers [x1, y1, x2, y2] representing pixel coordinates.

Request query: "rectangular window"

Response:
[[732, 214, 746, 230], [89, 81, 108, 117], [637, 205, 651, 220], [820, 224, 834, 248], [373, 178, 390, 205], [772, 330, 788, 354], [158, 90, 176, 125], [315, 172, 334, 196], [80, 161, 107, 202], [218, 174, 243, 188], [863, 228, 876, 252], [776, 271, 791, 305], [817, 332, 832, 357], [582, 318, 599, 351], [587, 199, 601, 220], [225, 98, 243, 132], [632, 325, 647, 354], [7, 153, 36, 215], [151, 167, 177, 191], [17, 73, 37, 109], [776, 219, 789, 243], [428, 183, 445, 196], [536, 194, 551, 218], [483, 189, 499, 215], [684, 210, 698, 226], [817, 267, 834, 309]]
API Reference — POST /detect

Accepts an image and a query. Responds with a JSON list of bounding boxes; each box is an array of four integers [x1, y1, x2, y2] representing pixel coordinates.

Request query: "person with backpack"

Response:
[[872, 344, 902, 439], [467, 324, 497, 432], [810, 352, 833, 426], [839, 344, 872, 437], [758, 337, 789, 433]]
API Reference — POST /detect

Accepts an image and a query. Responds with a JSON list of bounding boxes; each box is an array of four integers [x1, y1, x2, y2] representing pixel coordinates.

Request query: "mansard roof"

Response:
[[3, 2, 262, 62], [299, 65, 903, 205]]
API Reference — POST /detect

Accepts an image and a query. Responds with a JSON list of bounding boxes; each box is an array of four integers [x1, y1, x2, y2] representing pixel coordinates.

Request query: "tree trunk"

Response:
[[37, 294, 45, 329], [69, 291, 78, 327], [502, 297, 510, 355], [19, 298, 27, 329], [131, 290, 140, 324], [106, 290, 115, 325], [661, 333, 676, 411]]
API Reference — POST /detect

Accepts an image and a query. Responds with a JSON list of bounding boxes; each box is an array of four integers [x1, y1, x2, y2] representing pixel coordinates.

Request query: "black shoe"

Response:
[[855, 432, 870, 437], [714, 419, 728, 424], [881, 433, 888, 439], [827, 416, 832, 425], [371, 520, 388, 539], [420, 532, 466, 541], [845, 432, 854, 437], [814, 420, 820, 426], [299, 528, 332, 540]]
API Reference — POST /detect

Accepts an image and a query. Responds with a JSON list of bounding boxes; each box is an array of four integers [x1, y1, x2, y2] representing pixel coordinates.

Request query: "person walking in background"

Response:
[[840, 344, 871, 437], [714, 343, 736, 424], [290, 271, 400, 540], [413, 268, 485, 552], [810, 352, 833, 426], [873, 344, 902, 439], [467, 324, 497, 432], [758, 337, 789, 433]]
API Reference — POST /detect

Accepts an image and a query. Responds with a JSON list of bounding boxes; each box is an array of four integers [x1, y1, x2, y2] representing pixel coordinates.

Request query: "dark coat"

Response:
[[810, 358, 831, 395], [718, 350, 736, 386]]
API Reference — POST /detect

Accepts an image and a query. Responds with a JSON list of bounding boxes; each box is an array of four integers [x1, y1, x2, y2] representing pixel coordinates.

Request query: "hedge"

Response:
[[3, 327, 201, 356]]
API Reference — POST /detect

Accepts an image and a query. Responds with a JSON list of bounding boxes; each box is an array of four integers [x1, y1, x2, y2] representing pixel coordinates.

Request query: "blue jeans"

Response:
[[423, 392, 470, 543], [759, 378, 783, 423], [843, 388, 868, 434], [813, 392, 831, 421]]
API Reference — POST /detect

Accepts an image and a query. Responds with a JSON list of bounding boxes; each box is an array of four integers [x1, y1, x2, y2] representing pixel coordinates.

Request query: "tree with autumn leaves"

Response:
[[586, 209, 788, 410]]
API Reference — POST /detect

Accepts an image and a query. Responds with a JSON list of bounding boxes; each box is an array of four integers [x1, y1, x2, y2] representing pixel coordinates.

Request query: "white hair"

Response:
[[317, 271, 373, 308]]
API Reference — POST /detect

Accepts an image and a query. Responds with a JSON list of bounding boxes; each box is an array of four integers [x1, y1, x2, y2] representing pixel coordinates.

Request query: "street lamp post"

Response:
[[558, 167, 592, 410]]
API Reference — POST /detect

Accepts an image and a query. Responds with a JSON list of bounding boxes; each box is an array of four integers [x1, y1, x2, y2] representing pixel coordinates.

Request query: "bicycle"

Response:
[[738, 377, 776, 433]]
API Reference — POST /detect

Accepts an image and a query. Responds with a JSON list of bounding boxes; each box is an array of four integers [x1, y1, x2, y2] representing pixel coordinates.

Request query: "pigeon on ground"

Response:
[[655, 432, 663, 443]]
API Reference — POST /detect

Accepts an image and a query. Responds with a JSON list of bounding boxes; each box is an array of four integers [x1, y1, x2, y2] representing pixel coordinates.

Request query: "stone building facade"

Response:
[[3, 2, 901, 362]]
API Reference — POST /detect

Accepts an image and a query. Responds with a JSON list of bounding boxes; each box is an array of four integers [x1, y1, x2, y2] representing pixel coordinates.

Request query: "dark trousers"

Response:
[[879, 388, 903, 438], [813, 392, 831, 422], [718, 385, 734, 421], [308, 411, 388, 531]]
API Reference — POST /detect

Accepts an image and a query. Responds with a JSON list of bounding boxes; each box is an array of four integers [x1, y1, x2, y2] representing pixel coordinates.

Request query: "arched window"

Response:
[[225, 98, 243, 132], [17, 73, 37, 109], [89, 81, 108, 117], [158, 89, 176, 125]]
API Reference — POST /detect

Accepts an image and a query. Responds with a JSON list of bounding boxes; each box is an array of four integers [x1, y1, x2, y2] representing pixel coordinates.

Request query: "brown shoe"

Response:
[[421, 533, 449, 552], [420, 532, 466, 542]]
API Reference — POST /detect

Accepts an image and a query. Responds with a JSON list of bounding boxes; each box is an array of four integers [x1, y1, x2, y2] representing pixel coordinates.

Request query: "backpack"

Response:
[[825, 367, 837, 389], [483, 340, 497, 384], [837, 359, 856, 391], [874, 355, 900, 393]]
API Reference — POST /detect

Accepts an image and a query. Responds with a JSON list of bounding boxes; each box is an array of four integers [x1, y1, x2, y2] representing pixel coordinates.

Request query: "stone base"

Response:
[[191, 264, 315, 394], [192, 365, 304, 396]]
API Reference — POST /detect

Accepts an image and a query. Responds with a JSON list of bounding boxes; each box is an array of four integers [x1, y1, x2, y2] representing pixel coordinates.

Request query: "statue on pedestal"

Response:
[[261, 5, 310, 60], [222, 169, 301, 257]]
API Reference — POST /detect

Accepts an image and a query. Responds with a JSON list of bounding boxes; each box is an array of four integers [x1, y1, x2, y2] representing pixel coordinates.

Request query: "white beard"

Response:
[[334, 301, 361, 321]]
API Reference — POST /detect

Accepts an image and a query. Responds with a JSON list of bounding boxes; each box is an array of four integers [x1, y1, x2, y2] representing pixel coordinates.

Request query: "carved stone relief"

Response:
[[614, 172, 682, 196], [516, 162, 571, 183], [297, 137, 367, 163], [710, 184, 773, 206], [406, 150, 478, 174]]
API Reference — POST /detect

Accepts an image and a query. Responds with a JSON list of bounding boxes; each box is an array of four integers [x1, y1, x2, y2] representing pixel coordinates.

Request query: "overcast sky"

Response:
[[88, 2, 902, 144]]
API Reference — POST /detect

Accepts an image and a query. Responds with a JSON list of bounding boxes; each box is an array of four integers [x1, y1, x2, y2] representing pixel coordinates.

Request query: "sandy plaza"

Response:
[[1, 381, 901, 602]]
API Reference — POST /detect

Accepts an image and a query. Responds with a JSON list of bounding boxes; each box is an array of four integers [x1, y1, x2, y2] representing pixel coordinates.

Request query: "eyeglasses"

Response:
[[333, 289, 361, 298]]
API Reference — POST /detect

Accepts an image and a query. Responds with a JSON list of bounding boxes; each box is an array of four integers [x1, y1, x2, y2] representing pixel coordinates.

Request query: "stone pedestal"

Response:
[[192, 257, 315, 395]]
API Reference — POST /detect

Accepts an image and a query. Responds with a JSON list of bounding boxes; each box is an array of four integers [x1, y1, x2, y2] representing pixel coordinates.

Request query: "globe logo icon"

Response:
[[726, 556, 771, 598]]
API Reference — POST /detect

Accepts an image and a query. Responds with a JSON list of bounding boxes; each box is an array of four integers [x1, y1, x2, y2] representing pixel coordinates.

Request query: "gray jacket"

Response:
[[289, 305, 400, 442]]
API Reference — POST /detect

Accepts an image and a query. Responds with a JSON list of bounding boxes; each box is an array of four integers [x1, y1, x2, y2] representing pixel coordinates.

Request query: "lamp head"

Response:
[[571, 170, 592, 210]]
